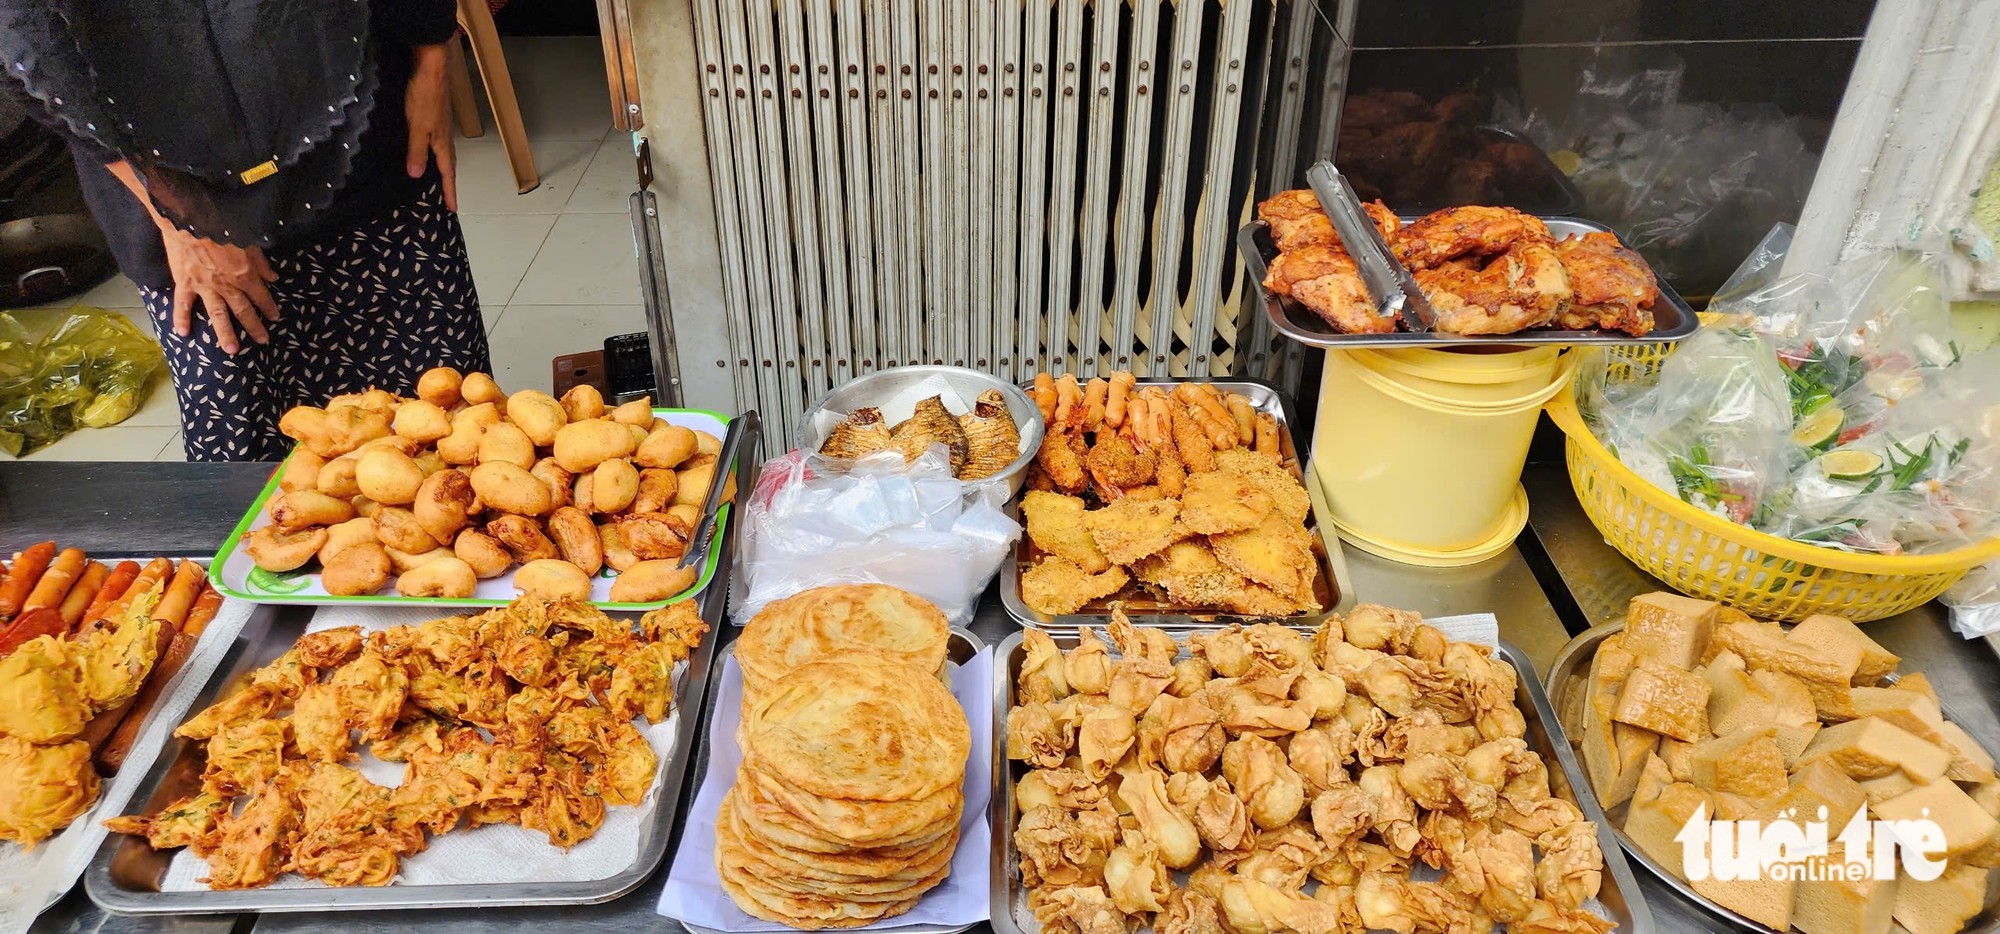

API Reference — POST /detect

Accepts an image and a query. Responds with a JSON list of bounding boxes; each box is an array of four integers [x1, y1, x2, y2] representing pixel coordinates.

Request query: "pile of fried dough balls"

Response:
[[247, 368, 733, 602]]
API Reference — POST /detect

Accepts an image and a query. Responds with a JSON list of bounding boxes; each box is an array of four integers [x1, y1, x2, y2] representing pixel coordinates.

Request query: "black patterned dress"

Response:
[[137, 178, 491, 461]]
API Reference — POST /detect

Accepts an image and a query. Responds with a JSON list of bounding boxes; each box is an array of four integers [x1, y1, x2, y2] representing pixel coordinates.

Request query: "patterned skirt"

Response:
[[140, 179, 492, 461]]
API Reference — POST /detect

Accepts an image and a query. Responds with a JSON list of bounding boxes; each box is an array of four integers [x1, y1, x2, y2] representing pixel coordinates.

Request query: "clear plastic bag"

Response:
[[1946, 559, 2000, 637], [730, 445, 1022, 627], [1618, 324, 1795, 526], [0, 308, 165, 455]]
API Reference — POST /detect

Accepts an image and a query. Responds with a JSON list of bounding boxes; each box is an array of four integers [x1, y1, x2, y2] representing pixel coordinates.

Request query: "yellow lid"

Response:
[[1329, 485, 1529, 568]]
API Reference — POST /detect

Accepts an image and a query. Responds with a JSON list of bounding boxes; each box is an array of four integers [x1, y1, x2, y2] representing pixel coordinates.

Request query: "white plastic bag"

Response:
[[731, 445, 1021, 626]]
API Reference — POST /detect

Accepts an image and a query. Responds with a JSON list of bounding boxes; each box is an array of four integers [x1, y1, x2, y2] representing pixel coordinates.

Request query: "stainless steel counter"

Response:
[[26, 457, 1984, 934]]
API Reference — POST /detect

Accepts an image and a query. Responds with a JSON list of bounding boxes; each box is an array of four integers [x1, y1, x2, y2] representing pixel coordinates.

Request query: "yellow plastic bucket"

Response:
[[1312, 345, 1575, 564]]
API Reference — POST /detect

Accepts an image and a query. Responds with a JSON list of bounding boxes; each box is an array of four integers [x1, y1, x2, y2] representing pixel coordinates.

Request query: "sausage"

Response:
[[152, 560, 208, 627], [182, 586, 223, 639], [57, 561, 109, 631], [23, 547, 85, 612], [0, 541, 55, 620], [0, 607, 67, 657], [83, 561, 142, 628]]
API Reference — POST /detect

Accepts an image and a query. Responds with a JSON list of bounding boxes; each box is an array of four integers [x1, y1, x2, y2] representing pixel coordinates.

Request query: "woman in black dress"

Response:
[[0, 0, 492, 461]]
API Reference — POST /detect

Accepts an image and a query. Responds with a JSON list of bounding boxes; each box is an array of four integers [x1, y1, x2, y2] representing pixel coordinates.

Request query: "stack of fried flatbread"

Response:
[[734, 584, 953, 709], [717, 584, 968, 929], [720, 650, 971, 928]]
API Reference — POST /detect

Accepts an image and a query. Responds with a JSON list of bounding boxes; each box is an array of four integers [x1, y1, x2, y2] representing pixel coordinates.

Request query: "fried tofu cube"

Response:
[[1971, 779, 2000, 818], [1715, 792, 1764, 820], [1776, 722, 1824, 769], [1857, 772, 1919, 806], [1690, 727, 1789, 800], [1873, 780, 1999, 858], [1625, 755, 1713, 882], [1693, 872, 1796, 931], [1891, 862, 1989, 934], [1889, 672, 1938, 706], [1934, 720, 1997, 784], [1791, 855, 1898, 934], [1752, 759, 1867, 833], [1753, 669, 1820, 726], [1705, 663, 1777, 736], [1788, 614, 1899, 686], [1702, 607, 1763, 664], [1613, 661, 1711, 742], [1623, 592, 1719, 669], [1848, 686, 1944, 744], [1581, 640, 1654, 808], [1660, 737, 1697, 782], [1716, 621, 1857, 719], [1801, 717, 1951, 783]]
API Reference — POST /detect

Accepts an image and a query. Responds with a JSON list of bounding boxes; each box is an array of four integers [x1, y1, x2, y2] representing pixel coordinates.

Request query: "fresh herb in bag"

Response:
[[0, 308, 165, 455]]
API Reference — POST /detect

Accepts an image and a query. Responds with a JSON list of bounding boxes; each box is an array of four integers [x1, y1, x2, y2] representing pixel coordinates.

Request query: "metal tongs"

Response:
[[679, 410, 758, 570], [1304, 161, 1436, 332]]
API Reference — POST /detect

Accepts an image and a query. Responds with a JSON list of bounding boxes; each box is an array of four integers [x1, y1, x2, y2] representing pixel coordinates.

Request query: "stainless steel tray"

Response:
[[670, 625, 988, 934], [84, 567, 727, 913], [1238, 215, 1701, 349], [1547, 622, 2000, 934], [992, 627, 1654, 934], [999, 378, 1345, 629]]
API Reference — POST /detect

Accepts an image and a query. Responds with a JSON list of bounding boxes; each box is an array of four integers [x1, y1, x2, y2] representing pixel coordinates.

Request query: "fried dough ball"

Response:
[[392, 400, 452, 444], [635, 425, 697, 469], [413, 450, 446, 476], [386, 546, 455, 574], [470, 461, 554, 516], [279, 447, 325, 493], [321, 405, 391, 456], [461, 372, 505, 407], [572, 472, 597, 514], [530, 458, 573, 510], [546, 507, 605, 576], [515, 559, 591, 601], [478, 422, 536, 470], [611, 397, 653, 426], [506, 391, 568, 447], [599, 522, 639, 572], [666, 503, 701, 528], [619, 513, 689, 560], [371, 506, 441, 554], [675, 463, 720, 507], [487, 515, 559, 563], [396, 557, 478, 598], [314, 456, 361, 498], [632, 469, 678, 514], [268, 490, 356, 531], [352, 497, 381, 519], [279, 406, 327, 446], [609, 560, 697, 603], [592, 459, 639, 513], [319, 517, 377, 563], [416, 367, 464, 408], [552, 420, 635, 473], [322, 542, 392, 596], [356, 448, 426, 505], [245, 526, 328, 572], [560, 385, 606, 421], [413, 468, 475, 543], [694, 430, 722, 456], [455, 530, 513, 579], [437, 402, 499, 465]]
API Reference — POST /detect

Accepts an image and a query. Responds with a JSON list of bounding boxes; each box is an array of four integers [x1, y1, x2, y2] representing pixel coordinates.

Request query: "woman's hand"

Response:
[[406, 43, 457, 211], [161, 226, 280, 355]]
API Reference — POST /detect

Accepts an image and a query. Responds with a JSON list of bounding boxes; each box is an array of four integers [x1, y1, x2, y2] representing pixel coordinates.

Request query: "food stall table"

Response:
[[11, 457, 1994, 934]]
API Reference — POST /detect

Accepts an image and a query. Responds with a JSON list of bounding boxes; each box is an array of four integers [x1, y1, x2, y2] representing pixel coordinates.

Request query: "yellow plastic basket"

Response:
[[1545, 338, 2000, 623]]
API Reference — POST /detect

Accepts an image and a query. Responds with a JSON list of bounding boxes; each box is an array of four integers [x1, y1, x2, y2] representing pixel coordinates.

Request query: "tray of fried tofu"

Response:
[[1549, 593, 2000, 934]]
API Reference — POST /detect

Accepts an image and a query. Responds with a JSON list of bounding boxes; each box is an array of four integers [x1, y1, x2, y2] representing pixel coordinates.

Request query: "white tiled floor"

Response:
[[7, 37, 648, 463]]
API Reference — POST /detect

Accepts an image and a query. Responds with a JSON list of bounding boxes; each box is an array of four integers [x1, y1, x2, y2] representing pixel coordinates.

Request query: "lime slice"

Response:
[[1550, 150, 1582, 174], [1864, 370, 1922, 402], [1792, 405, 1845, 448], [1820, 450, 1882, 481]]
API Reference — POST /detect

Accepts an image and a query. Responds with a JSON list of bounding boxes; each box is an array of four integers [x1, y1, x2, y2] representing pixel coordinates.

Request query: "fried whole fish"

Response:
[[890, 395, 970, 473], [819, 407, 893, 459], [959, 389, 1020, 480]]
